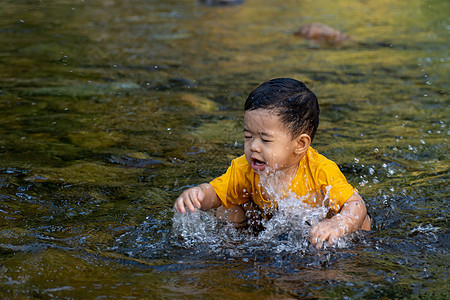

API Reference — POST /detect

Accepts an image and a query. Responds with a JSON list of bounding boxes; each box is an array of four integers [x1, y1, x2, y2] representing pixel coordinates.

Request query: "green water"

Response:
[[0, 0, 448, 298]]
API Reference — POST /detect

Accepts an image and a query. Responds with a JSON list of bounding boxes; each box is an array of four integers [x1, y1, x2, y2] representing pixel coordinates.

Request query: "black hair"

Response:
[[244, 78, 320, 141]]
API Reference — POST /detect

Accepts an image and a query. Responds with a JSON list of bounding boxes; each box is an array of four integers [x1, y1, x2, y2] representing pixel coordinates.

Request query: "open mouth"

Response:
[[251, 158, 266, 171]]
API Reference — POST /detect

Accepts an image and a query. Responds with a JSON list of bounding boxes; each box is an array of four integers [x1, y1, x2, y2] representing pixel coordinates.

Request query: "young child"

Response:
[[174, 78, 371, 249]]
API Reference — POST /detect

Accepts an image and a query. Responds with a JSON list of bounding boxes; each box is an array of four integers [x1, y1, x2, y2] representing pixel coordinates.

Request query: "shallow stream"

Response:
[[0, 0, 448, 298]]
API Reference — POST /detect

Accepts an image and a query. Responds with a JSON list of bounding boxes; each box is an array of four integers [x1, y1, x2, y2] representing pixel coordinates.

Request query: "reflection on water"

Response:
[[0, 0, 448, 298]]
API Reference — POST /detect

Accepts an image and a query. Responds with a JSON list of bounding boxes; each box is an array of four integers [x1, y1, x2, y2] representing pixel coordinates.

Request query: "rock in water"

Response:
[[295, 23, 351, 43], [108, 155, 165, 168]]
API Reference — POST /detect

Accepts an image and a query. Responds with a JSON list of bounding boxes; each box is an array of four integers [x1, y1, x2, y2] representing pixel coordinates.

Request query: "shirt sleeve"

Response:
[[318, 161, 356, 213], [209, 157, 251, 209]]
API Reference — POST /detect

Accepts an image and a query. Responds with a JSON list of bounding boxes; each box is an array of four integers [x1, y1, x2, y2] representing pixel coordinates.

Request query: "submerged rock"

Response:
[[68, 131, 124, 149], [180, 93, 218, 112], [35, 162, 143, 185], [108, 155, 165, 168], [295, 23, 351, 44], [152, 77, 196, 91], [191, 119, 242, 144], [27, 82, 141, 98]]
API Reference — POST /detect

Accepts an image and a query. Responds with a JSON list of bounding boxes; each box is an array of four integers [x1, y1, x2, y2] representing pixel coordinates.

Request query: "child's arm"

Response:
[[174, 183, 221, 213], [310, 192, 368, 249]]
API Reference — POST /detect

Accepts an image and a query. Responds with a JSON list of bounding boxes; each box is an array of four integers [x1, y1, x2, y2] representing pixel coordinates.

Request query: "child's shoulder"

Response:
[[306, 147, 340, 168]]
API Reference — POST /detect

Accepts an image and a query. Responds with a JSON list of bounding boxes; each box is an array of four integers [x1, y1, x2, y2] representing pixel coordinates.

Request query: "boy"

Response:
[[174, 78, 371, 249]]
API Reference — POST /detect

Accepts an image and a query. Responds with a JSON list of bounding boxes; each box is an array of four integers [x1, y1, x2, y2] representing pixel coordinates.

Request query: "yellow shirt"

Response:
[[210, 147, 355, 213]]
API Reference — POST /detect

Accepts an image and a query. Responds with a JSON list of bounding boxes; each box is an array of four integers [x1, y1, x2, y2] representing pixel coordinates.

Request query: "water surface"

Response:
[[0, 0, 448, 298]]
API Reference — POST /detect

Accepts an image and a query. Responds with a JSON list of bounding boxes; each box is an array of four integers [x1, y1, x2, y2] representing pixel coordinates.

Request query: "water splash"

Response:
[[257, 193, 329, 254], [170, 170, 354, 257], [110, 168, 359, 262], [171, 210, 222, 248]]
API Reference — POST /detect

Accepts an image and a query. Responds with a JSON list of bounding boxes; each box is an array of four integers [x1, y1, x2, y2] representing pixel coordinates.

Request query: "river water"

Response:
[[0, 0, 448, 298]]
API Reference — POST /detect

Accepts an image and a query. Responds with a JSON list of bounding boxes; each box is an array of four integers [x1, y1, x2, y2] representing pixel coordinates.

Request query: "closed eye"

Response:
[[244, 129, 252, 139], [260, 134, 273, 143]]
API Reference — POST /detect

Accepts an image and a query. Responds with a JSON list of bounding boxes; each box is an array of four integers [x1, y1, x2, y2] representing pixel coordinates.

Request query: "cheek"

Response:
[[243, 142, 250, 152], [243, 144, 251, 156], [270, 146, 288, 160], [265, 144, 276, 153]]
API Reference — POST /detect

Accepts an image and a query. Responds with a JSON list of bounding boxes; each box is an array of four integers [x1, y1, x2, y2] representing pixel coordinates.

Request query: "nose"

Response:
[[249, 138, 261, 153]]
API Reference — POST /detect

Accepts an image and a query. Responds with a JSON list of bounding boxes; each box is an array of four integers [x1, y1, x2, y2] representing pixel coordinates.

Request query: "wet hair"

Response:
[[244, 78, 320, 141]]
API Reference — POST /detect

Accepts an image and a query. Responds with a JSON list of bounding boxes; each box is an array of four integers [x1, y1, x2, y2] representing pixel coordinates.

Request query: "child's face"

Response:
[[244, 109, 301, 175]]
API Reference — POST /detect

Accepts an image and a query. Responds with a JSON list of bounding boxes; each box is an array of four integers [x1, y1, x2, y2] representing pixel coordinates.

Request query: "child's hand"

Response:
[[173, 183, 221, 214], [309, 193, 369, 249], [174, 187, 205, 214], [309, 218, 347, 249]]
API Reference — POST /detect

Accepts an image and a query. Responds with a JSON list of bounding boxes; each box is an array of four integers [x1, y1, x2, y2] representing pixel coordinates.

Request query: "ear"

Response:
[[294, 134, 311, 155]]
